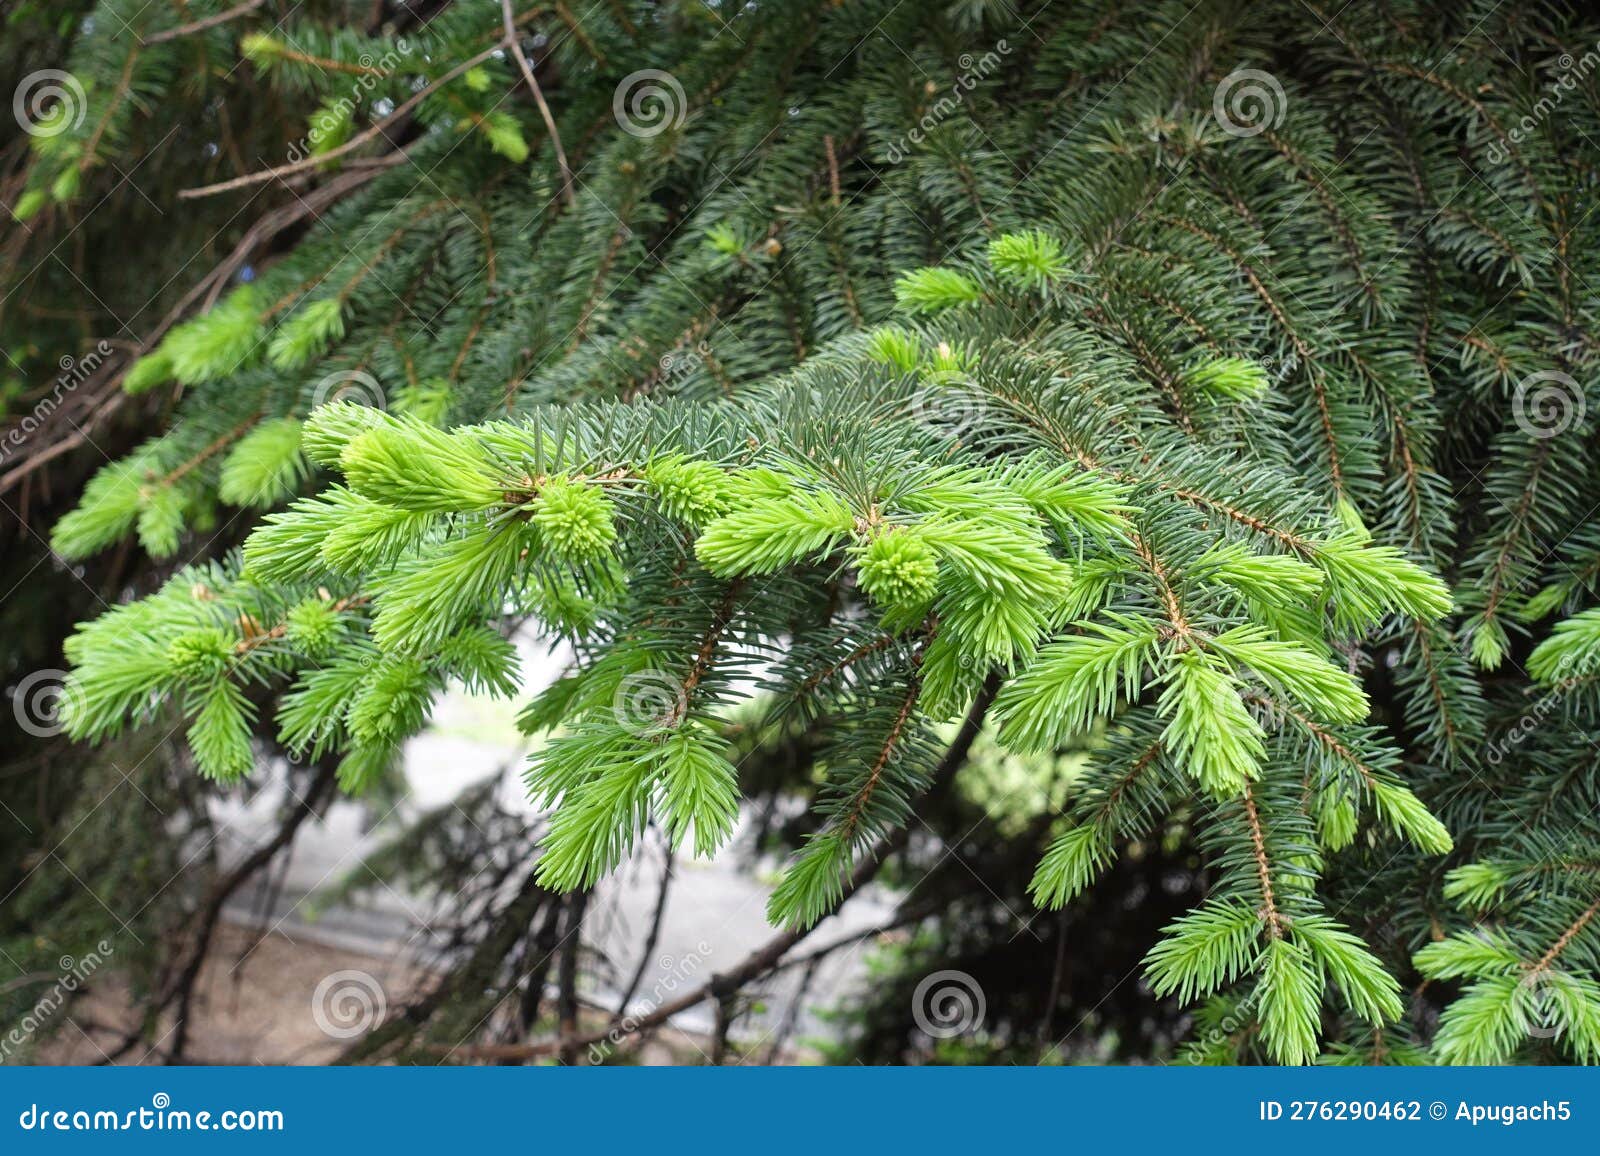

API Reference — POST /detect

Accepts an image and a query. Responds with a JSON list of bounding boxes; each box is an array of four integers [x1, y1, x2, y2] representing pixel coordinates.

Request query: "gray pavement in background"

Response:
[[214, 634, 893, 1053]]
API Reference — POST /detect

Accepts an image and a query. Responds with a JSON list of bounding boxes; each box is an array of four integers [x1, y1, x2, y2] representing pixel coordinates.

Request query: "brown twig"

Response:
[[1530, 897, 1600, 977], [557, 889, 588, 1064], [1242, 783, 1283, 939], [501, 0, 574, 205], [163, 764, 338, 1062], [142, 0, 269, 45], [664, 581, 744, 727], [610, 844, 673, 1023], [178, 44, 504, 199], [0, 160, 397, 498]]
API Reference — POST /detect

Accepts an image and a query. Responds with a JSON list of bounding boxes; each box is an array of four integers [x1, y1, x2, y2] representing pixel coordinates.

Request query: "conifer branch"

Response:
[[832, 635, 928, 849], [667, 581, 744, 726], [77, 47, 140, 173], [1241, 784, 1283, 940], [157, 415, 262, 487], [1530, 898, 1600, 978], [798, 634, 900, 695], [26, 0, 1598, 1066]]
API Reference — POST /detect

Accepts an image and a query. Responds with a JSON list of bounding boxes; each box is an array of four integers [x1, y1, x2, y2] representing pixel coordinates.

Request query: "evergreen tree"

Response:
[[7, 0, 1600, 1064]]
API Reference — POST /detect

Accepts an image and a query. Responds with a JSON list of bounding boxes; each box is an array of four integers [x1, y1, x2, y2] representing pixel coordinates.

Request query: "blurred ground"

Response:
[[37, 923, 430, 1065], [35, 922, 734, 1065], [32, 634, 890, 1064]]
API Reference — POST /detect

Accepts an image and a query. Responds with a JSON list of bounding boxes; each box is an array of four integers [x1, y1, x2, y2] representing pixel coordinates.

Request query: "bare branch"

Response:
[[501, 0, 574, 205], [141, 0, 269, 46], [178, 44, 503, 199]]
